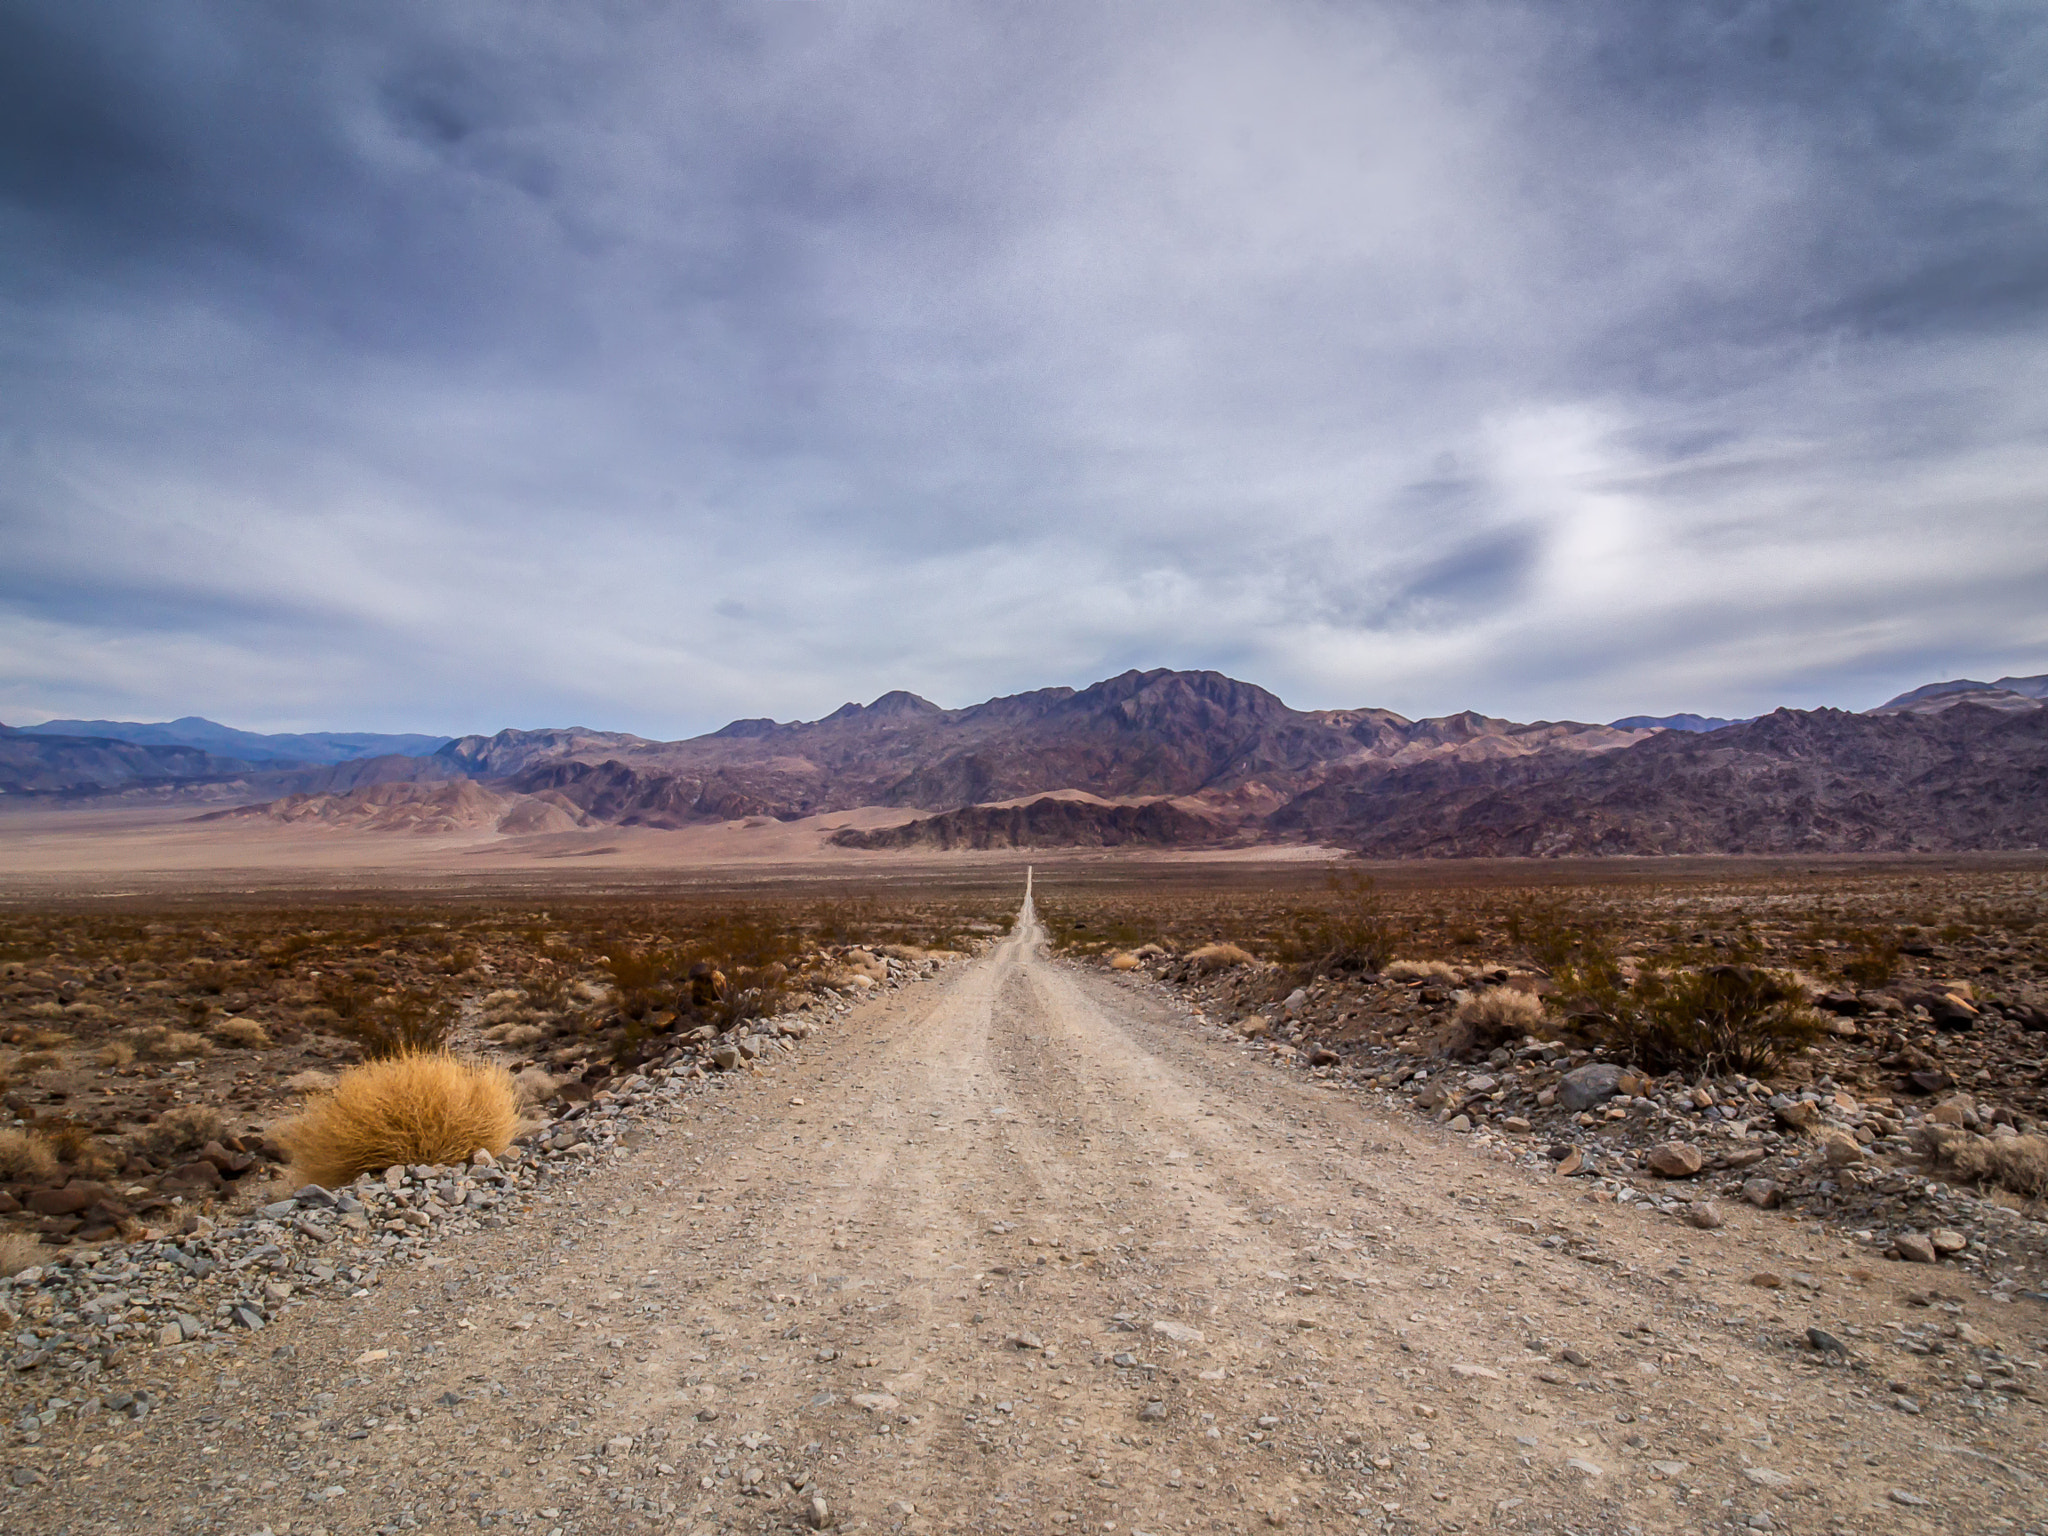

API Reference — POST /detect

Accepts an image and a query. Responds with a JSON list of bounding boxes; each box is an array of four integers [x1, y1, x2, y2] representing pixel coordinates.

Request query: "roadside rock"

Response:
[[1645, 1143, 1703, 1178], [1557, 1064, 1627, 1112], [1894, 1232, 1938, 1264]]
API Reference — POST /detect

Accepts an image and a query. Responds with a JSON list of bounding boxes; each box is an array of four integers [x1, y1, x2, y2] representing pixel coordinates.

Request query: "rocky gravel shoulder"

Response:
[[0, 956, 964, 1511]]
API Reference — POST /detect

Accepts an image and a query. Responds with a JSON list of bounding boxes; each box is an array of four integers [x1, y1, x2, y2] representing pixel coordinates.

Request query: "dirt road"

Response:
[[10, 894, 2042, 1535]]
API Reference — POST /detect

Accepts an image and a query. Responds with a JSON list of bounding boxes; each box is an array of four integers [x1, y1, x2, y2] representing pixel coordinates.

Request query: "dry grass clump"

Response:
[[286, 1069, 338, 1095], [135, 1104, 227, 1160], [1918, 1127, 2048, 1201], [132, 1026, 212, 1061], [0, 1231, 44, 1278], [280, 1052, 518, 1188], [0, 1127, 57, 1182], [1106, 952, 1141, 971], [1188, 942, 1256, 971], [209, 1016, 272, 1049], [478, 988, 534, 1028], [485, 1023, 548, 1048], [11, 1049, 64, 1074], [514, 1065, 559, 1105], [96, 1040, 136, 1068], [1384, 959, 1463, 984], [1441, 986, 1547, 1059]]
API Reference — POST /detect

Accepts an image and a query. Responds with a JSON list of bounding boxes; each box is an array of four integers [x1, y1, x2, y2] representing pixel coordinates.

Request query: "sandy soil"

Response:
[[5, 896, 2041, 1535], [0, 805, 1343, 897]]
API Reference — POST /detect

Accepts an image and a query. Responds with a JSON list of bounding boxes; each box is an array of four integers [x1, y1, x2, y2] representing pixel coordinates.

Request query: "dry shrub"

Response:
[[43, 1120, 115, 1179], [11, 1049, 63, 1074], [279, 1052, 519, 1188], [285, 1069, 337, 1095], [1384, 959, 1463, 984], [1918, 1127, 2048, 1201], [1188, 942, 1255, 972], [1566, 959, 1822, 1077], [337, 989, 454, 1059], [1441, 986, 1547, 1059], [1287, 872, 1398, 976], [96, 1040, 136, 1068], [135, 1104, 226, 1160], [210, 1017, 272, 1049], [1106, 952, 1141, 971], [0, 1232, 44, 1278], [0, 1127, 57, 1182]]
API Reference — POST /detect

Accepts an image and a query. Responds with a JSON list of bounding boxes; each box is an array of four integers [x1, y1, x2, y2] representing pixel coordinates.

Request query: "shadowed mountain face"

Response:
[[1274, 704, 2048, 857], [828, 796, 1224, 851]]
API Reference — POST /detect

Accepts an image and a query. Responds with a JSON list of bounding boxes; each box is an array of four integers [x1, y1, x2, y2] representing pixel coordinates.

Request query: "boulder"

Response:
[[1741, 1178, 1782, 1209], [162, 1160, 225, 1192], [1645, 1143, 1703, 1178], [1820, 1132, 1864, 1167], [25, 1183, 98, 1217], [1893, 1232, 1938, 1264], [1774, 1100, 1821, 1132], [1928, 996, 1978, 1032], [1557, 1063, 1628, 1113]]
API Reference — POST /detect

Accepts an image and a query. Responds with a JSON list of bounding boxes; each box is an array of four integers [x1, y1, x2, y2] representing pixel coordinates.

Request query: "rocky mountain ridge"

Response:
[[8, 666, 2046, 856]]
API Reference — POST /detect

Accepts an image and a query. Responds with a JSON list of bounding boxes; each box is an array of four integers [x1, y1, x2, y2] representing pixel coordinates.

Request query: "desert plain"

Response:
[[0, 803, 2044, 1536]]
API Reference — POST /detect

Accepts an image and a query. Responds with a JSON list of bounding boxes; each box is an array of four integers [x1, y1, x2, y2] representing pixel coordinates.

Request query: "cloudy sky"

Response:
[[3, 1, 2045, 737]]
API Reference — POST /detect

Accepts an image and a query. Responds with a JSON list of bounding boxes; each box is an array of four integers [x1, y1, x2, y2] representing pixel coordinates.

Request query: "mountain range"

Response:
[[4, 669, 2044, 856]]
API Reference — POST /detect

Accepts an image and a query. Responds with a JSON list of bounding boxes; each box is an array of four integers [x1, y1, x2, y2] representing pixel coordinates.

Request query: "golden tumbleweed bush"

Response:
[[279, 1052, 519, 1189]]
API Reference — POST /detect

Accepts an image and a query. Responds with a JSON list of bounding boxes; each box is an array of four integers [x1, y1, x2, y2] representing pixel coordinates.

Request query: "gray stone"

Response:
[[1558, 1064, 1628, 1113], [1139, 1399, 1167, 1421]]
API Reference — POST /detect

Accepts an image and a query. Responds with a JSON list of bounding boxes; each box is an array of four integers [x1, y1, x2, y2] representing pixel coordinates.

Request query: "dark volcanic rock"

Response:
[[831, 796, 1224, 851]]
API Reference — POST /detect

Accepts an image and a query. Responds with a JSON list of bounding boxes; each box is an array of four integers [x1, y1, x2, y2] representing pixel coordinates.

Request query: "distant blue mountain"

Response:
[[17, 716, 451, 765], [1875, 674, 2048, 711], [1609, 713, 1747, 733]]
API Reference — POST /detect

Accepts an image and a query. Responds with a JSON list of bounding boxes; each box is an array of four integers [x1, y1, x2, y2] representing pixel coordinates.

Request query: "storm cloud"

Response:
[[3, 1, 2044, 734]]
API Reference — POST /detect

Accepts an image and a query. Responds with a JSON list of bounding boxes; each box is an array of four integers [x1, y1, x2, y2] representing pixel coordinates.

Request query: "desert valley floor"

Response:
[[4, 866, 2046, 1536]]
